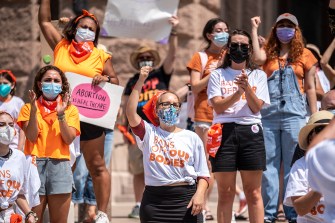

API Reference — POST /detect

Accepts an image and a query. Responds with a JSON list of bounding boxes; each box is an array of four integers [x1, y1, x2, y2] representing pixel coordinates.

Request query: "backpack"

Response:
[[187, 51, 208, 121]]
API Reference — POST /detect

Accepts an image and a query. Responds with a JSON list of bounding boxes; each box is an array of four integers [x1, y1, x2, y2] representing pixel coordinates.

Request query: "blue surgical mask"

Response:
[[75, 27, 96, 43], [213, 32, 229, 47], [41, 82, 62, 100], [0, 84, 11, 97], [157, 106, 180, 126]]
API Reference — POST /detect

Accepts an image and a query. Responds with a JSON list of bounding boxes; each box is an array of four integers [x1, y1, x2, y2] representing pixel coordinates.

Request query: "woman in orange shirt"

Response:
[[38, 0, 119, 222], [17, 65, 80, 223]]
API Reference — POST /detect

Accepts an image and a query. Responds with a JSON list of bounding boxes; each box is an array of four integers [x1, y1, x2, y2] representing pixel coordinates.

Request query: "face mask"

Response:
[[41, 82, 62, 100], [276, 27, 295, 44], [75, 27, 96, 43], [229, 43, 250, 64], [139, 61, 154, 68], [212, 32, 229, 47], [0, 84, 11, 97], [157, 106, 180, 126], [0, 126, 15, 145]]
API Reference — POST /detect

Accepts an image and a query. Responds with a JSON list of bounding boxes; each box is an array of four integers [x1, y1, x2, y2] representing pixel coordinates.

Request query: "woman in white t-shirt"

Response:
[[284, 110, 334, 223], [207, 29, 270, 223], [0, 111, 37, 223], [0, 70, 25, 151], [126, 66, 210, 223]]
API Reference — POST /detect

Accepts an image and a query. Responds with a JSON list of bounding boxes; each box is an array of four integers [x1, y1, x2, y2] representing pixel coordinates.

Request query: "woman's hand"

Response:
[[27, 214, 37, 223], [56, 92, 70, 115], [28, 90, 38, 111], [234, 69, 249, 92], [139, 66, 152, 81], [251, 16, 261, 30], [92, 74, 109, 86], [187, 191, 205, 216], [169, 15, 179, 28]]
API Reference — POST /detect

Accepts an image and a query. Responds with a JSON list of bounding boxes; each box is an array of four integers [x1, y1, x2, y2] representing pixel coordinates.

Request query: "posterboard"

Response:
[[65, 72, 124, 129], [101, 0, 179, 41]]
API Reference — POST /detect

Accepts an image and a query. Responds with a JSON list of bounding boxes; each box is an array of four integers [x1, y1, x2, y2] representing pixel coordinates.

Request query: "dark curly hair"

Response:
[[62, 15, 100, 47], [264, 20, 304, 62], [33, 65, 70, 101], [202, 18, 229, 50]]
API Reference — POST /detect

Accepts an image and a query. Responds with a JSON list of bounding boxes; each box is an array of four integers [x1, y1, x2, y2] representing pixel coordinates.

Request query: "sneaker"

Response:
[[264, 219, 275, 223], [236, 198, 248, 216], [95, 211, 109, 223], [231, 211, 236, 223], [128, 205, 140, 219]]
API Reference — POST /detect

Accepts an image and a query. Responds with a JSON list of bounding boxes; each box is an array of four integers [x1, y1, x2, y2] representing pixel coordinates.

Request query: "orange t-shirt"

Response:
[[262, 48, 317, 93], [187, 51, 224, 123], [54, 39, 111, 78], [17, 104, 81, 160]]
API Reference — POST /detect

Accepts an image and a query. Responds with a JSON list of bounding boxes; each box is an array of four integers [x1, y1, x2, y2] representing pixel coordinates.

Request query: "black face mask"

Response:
[[229, 43, 250, 64]]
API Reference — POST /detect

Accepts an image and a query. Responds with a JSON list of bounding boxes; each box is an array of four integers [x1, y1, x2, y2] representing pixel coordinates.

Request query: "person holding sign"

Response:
[[38, 1, 119, 222], [207, 29, 270, 223], [122, 15, 179, 219], [0, 111, 38, 223], [126, 65, 210, 223], [17, 65, 81, 223]]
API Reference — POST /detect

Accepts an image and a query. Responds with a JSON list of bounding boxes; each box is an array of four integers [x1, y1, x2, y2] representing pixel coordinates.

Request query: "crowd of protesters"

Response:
[[1, 1, 335, 223]]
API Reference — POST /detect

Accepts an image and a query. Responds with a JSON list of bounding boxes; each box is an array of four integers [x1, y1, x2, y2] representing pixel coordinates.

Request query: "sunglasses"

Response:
[[158, 102, 181, 109], [138, 56, 154, 61], [229, 42, 249, 49]]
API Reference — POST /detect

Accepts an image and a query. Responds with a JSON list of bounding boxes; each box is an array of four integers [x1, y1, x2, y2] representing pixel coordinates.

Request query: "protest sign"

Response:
[[101, 0, 179, 41], [65, 72, 124, 129]]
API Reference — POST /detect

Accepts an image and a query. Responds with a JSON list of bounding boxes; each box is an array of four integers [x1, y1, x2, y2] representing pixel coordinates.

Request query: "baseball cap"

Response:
[[276, 13, 298, 26]]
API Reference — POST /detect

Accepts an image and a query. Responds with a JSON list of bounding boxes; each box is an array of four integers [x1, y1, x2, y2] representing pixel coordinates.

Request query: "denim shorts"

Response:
[[210, 122, 266, 172], [193, 121, 211, 130], [37, 158, 74, 195]]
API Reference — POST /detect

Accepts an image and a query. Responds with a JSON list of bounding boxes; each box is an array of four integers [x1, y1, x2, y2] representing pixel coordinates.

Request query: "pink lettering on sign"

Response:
[[72, 84, 110, 118]]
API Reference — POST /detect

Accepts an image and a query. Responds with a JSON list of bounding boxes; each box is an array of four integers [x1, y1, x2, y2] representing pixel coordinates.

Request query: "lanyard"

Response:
[[278, 57, 290, 96]]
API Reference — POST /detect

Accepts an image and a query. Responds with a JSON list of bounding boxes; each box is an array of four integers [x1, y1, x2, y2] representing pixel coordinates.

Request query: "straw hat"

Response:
[[130, 46, 161, 70], [306, 43, 322, 60], [298, 110, 334, 150]]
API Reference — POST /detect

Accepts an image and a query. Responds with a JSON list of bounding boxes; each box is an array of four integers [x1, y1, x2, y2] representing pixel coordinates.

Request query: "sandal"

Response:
[[205, 210, 214, 221], [276, 210, 286, 222]]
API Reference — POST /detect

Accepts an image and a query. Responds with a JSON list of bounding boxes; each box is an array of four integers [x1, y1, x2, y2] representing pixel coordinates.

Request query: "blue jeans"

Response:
[[72, 129, 113, 205], [261, 66, 304, 221]]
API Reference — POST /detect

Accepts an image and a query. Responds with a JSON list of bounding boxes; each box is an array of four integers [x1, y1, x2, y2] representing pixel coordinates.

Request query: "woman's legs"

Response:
[[48, 194, 72, 223], [32, 195, 47, 223], [215, 171, 236, 223], [240, 170, 264, 223], [81, 134, 111, 213]]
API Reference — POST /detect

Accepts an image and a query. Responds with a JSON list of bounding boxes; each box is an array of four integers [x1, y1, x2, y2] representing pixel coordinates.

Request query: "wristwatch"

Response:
[[106, 75, 111, 83]]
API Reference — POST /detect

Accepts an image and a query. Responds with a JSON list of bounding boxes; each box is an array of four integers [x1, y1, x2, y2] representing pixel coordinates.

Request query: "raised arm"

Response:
[[162, 15, 179, 74], [305, 65, 318, 114], [250, 16, 267, 65], [320, 38, 335, 88], [38, 0, 63, 50], [126, 66, 152, 127]]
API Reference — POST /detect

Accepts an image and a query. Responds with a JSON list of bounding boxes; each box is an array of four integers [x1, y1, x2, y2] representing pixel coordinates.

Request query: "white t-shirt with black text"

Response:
[[207, 67, 270, 125]]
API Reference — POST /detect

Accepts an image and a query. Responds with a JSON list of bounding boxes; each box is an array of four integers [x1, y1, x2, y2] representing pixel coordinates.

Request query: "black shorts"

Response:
[[80, 122, 105, 141], [210, 122, 266, 172]]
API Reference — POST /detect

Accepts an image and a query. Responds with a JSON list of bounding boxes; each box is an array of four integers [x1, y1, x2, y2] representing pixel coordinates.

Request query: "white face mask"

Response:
[[75, 27, 96, 42], [0, 126, 15, 145]]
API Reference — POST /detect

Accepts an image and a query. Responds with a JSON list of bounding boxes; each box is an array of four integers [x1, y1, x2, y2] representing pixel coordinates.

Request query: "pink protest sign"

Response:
[[72, 84, 110, 118], [65, 72, 124, 129]]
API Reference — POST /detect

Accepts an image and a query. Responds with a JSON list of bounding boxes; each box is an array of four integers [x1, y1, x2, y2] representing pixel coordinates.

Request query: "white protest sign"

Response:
[[65, 72, 124, 129], [101, 0, 179, 41]]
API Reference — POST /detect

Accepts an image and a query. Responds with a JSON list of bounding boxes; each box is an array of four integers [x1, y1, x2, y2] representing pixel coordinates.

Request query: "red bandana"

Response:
[[69, 40, 94, 64], [37, 95, 62, 125]]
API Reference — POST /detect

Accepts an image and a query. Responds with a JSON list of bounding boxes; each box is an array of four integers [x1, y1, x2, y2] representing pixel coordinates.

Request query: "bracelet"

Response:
[[25, 210, 38, 222], [57, 114, 66, 122], [106, 75, 111, 83], [170, 29, 177, 36]]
